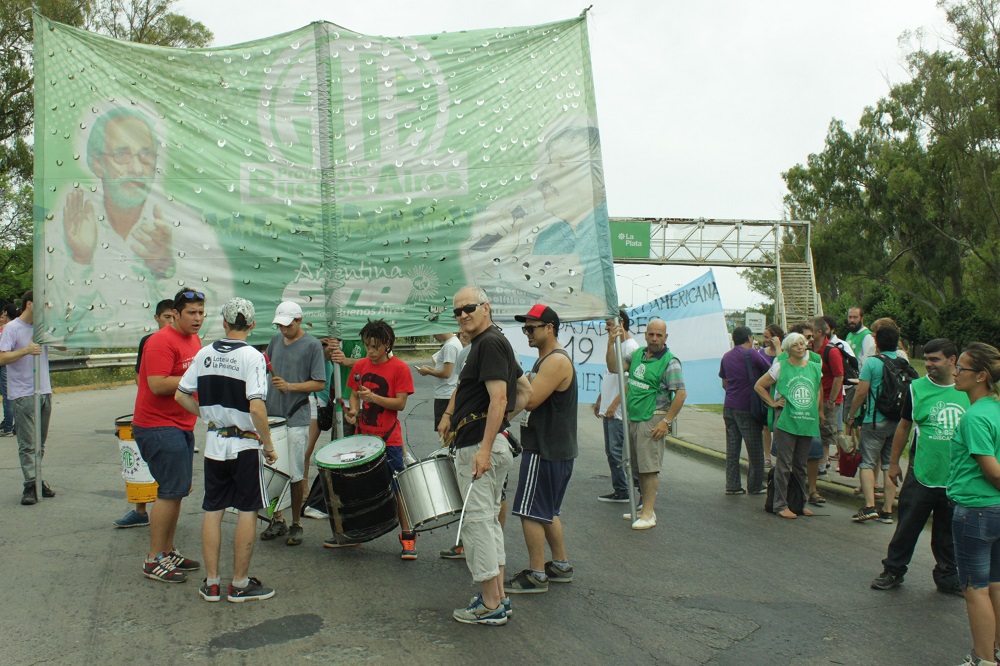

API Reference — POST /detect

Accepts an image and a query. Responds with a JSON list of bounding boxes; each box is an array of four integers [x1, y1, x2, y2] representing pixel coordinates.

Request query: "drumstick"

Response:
[[454, 478, 475, 547]]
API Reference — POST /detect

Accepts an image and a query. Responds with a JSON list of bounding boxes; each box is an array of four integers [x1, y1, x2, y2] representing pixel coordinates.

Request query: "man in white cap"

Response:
[[259, 301, 325, 546], [176, 297, 279, 602]]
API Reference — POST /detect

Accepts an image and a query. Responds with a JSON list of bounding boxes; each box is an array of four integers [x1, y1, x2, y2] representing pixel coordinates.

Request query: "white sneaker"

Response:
[[622, 504, 643, 520], [631, 514, 657, 530], [303, 506, 328, 519]]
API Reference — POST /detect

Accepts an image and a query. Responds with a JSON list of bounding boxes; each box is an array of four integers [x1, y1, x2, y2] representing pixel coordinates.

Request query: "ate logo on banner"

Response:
[[243, 35, 468, 205]]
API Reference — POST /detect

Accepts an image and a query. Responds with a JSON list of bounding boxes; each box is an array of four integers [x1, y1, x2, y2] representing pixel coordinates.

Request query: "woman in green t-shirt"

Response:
[[948, 342, 1000, 666], [754, 332, 822, 520]]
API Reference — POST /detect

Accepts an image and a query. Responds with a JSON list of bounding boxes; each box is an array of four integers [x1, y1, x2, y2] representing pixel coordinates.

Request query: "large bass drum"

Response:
[[315, 436, 398, 545]]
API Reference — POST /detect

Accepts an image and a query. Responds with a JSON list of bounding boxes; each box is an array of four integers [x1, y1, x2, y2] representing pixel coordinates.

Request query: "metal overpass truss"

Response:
[[609, 217, 821, 329]]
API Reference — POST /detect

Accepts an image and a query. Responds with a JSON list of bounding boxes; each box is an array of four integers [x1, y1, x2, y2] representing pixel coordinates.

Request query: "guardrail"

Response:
[[48, 343, 440, 373]]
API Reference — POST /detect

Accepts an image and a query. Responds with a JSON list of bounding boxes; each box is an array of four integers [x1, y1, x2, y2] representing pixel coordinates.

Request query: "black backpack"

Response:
[[872, 353, 918, 421], [764, 467, 806, 515], [823, 342, 859, 385]]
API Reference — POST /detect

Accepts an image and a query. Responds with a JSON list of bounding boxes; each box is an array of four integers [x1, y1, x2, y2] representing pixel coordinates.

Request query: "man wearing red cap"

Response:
[[505, 304, 577, 594]]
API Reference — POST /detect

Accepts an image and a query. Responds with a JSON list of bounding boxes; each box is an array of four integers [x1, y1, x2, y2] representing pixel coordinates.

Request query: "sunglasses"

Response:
[[522, 324, 548, 334], [104, 147, 157, 166], [453, 302, 485, 318], [178, 291, 205, 300]]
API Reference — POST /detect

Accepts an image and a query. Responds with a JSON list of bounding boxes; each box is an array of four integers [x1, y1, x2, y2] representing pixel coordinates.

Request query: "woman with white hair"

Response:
[[754, 332, 823, 519]]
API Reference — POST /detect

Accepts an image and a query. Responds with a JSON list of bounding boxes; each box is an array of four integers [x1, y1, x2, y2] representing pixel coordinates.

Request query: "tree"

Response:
[[762, 0, 1000, 346], [0, 0, 212, 262]]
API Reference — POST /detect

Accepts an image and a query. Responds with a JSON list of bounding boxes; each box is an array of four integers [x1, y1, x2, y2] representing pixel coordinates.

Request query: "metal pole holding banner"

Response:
[[332, 363, 343, 440], [613, 323, 638, 523]]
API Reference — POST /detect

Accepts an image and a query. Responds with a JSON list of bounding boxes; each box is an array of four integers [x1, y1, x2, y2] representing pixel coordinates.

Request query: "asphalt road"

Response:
[[0, 366, 968, 665]]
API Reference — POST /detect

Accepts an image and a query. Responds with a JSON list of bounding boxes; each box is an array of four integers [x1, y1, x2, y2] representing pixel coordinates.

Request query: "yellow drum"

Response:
[[115, 414, 158, 504]]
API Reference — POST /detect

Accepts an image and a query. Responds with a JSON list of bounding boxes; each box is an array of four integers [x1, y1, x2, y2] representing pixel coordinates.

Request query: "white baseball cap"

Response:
[[272, 301, 303, 326]]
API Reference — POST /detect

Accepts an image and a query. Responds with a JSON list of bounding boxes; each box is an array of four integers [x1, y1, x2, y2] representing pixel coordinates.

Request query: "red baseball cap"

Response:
[[514, 304, 559, 327]]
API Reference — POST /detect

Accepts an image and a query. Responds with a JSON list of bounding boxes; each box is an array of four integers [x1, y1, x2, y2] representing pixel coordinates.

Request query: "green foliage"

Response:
[[0, 0, 212, 260], [769, 0, 1000, 347]]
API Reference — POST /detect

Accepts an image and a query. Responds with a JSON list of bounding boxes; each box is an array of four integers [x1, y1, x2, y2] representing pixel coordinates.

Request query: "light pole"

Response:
[[634, 278, 657, 304], [616, 272, 650, 306]]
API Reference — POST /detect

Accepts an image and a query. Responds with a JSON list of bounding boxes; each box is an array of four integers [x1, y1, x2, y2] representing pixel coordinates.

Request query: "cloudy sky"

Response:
[[176, 0, 949, 310]]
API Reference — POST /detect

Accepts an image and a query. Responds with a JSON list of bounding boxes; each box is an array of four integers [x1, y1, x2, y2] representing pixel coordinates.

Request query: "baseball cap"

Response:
[[221, 297, 255, 326], [514, 304, 559, 327], [273, 301, 303, 326]]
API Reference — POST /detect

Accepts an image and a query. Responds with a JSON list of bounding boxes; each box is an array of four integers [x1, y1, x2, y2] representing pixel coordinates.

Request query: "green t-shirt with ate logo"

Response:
[[948, 397, 1000, 507], [910, 376, 969, 488], [774, 359, 822, 437]]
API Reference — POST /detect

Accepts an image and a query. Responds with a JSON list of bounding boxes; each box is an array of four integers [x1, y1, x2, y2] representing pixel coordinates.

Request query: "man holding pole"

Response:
[[607, 318, 687, 530], [0, 291, 56, 506]]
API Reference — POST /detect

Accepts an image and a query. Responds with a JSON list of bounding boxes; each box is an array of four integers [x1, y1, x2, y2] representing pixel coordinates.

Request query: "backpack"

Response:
[[872, 353, 918, 421], [823, 342, 859, 385], [764, 467, 806, 515]]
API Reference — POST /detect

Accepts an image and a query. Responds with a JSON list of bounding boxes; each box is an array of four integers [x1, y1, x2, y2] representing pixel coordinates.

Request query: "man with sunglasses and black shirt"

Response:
[[438, 286, 532, 626], [133, 288, 206, 584]]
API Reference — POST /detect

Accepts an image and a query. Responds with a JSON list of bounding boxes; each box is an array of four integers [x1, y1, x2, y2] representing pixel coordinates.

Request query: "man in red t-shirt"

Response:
[[342, 320, 415, 558], [810, 316, 844, 505], [133, 288, 205, 584]]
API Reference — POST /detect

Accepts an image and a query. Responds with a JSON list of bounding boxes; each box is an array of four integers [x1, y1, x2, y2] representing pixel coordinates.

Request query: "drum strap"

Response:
[[207, 422, 261, 441], [447, 412, 489, 449], [447, 412, 519, 457]]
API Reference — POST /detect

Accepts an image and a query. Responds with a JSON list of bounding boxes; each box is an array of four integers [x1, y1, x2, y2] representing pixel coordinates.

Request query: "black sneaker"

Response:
[[852, 506, 879, 522], [227, 577, 275, 602], [725, 488, 746, 495], [286, 524, 303, 546], [40, 481, 55, 498], [598, 492, 629, 503], [877, 510, 893, 524], [871, 570, 904, 590], [20, 482, 36, 506], [199, 579, 221, 602], [937, 582, 963, 596], [260, 519, 288, 541], [504, 569, 548, 594], [165, 550, 200, 571], [544, 561, 573, 583]]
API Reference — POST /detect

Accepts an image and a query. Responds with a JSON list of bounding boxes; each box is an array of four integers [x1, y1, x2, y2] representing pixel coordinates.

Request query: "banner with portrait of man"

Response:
[[33, 13, 618, 347]]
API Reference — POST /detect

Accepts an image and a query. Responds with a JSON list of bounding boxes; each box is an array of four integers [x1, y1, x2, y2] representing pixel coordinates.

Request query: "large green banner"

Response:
[[33, 14, 617, 347]]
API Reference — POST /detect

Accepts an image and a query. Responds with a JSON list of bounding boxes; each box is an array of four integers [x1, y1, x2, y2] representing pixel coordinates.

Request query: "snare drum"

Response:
[[267, 416, 289, 475], [115, 414, 158, 504], [315, 436, 398, 545], [395, 449, 463, 532], [259, 465, 292, 520]]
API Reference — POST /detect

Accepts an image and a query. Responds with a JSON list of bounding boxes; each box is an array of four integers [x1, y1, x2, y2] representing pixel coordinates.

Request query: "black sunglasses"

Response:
[[178, 291, 205, 300], [522, 324, 548, 334], [453, 302, 485, 318]]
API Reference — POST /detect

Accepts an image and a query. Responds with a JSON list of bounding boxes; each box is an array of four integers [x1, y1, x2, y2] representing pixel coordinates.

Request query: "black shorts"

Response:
[[202, 449, 267, 513], [511, 452, 574, 524], [433, 398, 451, 432]]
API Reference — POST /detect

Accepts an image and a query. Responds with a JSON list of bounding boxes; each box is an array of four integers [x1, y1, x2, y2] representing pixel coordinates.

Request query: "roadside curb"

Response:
[[664, 434, 861, 502]]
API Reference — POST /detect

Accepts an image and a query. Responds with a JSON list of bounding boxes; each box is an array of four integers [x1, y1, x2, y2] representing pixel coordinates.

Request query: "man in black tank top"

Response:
[[505, 305, 578, 595]]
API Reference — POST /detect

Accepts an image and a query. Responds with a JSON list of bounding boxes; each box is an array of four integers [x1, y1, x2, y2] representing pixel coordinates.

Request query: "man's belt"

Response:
[[207, 423, 260, 440]]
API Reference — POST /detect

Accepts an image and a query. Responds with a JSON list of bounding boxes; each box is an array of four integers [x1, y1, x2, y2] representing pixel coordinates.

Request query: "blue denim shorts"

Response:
[[134, 425, 194, 500], [386, 445, 404, 491], [953, 504, 1000, 589], [808, 436, 823, 461]]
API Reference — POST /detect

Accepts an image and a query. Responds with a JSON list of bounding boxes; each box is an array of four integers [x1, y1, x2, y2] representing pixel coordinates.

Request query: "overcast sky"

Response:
[[176, 0, 949, 311]]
